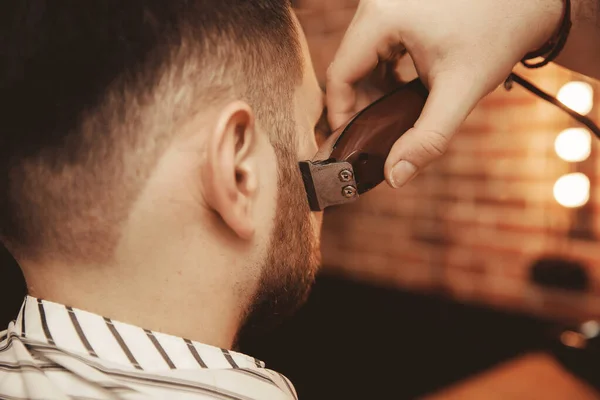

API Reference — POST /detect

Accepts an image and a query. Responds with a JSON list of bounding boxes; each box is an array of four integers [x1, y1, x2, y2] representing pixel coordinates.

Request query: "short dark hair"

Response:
[[0, 0, 303, 263]]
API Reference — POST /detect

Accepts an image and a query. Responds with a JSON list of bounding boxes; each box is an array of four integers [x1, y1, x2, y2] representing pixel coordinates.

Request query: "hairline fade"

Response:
[[0, 0, 303, 264]]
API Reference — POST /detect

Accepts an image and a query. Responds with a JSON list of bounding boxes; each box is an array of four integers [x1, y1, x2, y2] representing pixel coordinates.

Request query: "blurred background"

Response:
[[3, 1, 600, 399]]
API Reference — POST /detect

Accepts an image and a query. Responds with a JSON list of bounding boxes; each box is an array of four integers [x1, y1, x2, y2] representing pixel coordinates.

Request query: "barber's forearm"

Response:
[[555, 0, 600, 80]]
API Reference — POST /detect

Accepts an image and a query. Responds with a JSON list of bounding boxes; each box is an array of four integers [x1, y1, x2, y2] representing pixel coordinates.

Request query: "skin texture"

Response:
[[296, 0, 600, 189], [21, 13, 325, 350]]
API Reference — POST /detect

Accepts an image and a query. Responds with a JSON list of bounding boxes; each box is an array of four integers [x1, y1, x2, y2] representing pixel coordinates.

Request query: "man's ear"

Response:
[[202, 101, 259, 240]]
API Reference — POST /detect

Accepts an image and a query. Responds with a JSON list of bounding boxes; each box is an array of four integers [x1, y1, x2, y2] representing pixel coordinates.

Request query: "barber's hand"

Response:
[[327, 0, 564, 188]]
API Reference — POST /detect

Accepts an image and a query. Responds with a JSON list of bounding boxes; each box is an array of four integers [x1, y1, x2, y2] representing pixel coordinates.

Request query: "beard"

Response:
[[237, 143, 321, 340]]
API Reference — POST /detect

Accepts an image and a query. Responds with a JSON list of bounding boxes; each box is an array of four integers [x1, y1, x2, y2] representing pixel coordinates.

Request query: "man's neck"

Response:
[[21, 242, 256, 350]]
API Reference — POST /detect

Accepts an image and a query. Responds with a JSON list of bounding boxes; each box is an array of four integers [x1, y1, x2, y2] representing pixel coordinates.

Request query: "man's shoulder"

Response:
[[169, 366, 298, 400], [0, 332, 297, 400]]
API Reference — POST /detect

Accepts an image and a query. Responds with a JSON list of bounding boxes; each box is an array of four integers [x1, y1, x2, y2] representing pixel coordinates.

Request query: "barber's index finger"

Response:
[[325, 11, 387, 129]]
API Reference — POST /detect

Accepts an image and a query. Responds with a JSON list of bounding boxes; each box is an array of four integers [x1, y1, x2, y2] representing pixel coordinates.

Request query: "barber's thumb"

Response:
[[384, 127, 449, 188]]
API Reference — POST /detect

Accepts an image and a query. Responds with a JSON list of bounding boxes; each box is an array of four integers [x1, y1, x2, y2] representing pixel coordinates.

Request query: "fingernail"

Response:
[[391, 161, 417, 188]]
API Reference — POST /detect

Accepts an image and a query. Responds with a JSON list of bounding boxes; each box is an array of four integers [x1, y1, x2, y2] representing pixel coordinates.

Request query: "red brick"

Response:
[[318, 61, 600, 322]]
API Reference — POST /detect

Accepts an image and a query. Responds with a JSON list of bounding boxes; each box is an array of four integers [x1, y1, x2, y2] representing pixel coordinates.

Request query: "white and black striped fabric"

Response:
[[0, 296, 298, 400]]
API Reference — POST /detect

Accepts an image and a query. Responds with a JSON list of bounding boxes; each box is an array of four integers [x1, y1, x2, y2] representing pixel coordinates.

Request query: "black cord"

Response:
[[505, 73, 600, 139]]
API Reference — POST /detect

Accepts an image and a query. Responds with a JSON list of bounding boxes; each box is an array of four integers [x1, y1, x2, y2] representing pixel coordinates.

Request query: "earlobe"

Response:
[[202, 101, 259, 240]]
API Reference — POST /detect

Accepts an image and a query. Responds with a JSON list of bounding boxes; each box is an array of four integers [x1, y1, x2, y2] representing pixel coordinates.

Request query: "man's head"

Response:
[[1, 0, 324, 341]]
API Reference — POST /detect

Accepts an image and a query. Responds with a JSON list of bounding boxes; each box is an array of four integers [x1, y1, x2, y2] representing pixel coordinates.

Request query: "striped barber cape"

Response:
[[0, 296, 297, 400]]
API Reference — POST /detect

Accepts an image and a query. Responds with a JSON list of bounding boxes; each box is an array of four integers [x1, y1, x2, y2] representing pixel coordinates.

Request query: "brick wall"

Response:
[[320, 64, 600, 323]]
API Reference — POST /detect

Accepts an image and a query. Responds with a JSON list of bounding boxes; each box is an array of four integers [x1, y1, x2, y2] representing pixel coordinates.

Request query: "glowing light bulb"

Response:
[[555, 128, 592, 162], [582, 321, 600, 339], [553, 173, 590, 208], [557, 81, 594, 115]]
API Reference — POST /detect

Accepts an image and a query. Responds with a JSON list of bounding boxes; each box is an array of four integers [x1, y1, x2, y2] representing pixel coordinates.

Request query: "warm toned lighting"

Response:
[[557, 81, 594, 115], [581, 321, 600, 339], [553, 173, 590, 208], [555, 128, 592, 162]]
